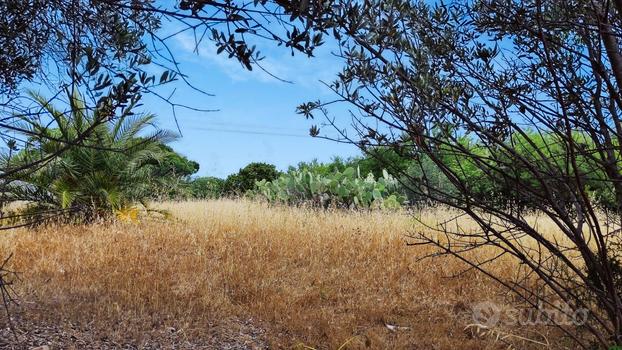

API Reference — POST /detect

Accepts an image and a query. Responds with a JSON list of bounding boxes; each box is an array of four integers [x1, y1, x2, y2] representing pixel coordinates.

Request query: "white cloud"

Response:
[[173, 32, 342, 91], [174, 33, 290, 83]]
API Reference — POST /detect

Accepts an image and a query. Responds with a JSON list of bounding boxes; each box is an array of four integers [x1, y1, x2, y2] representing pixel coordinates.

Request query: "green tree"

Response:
[[300, 0, 622, 346], [354, 147, 412, 179], [288, 157, 350, 176], [224, 162, 280, 194], [190, 176, 225, 199], [144, 144, 200, 199], [151, 144, 199, 178]]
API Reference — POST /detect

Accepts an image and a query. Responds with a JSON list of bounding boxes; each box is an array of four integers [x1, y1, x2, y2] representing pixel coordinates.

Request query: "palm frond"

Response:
[[69, 89, 88, 135], [27, 90, 70, 140], [112, 113, 157, 144]]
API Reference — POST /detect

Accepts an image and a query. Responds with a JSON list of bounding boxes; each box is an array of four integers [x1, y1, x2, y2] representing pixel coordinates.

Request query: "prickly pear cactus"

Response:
[[252, 167, 406, 209]]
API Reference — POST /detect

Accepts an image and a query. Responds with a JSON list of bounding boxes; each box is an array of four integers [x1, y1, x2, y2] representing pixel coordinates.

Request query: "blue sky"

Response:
[[142, 25, 360, 178]]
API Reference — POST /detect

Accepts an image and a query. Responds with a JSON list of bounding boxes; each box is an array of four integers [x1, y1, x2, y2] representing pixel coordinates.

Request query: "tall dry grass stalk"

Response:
[[0, 199, 575, 348]]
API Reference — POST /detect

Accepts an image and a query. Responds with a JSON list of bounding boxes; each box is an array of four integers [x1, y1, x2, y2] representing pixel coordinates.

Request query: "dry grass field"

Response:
[[0, 199, 578, 349]]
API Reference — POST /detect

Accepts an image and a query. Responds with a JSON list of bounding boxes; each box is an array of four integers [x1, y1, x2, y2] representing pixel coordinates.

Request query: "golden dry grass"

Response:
[[0, 199, 575, 349]]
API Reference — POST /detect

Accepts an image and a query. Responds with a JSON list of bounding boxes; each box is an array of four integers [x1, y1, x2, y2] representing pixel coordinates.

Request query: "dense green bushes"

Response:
[[177, 163, 280, 200], [156, 128, 621, 214], [223, 162, 280, 194], [432, 132, 619, 211], [259, 131, 621, 212], [189, 176, 225, 199]]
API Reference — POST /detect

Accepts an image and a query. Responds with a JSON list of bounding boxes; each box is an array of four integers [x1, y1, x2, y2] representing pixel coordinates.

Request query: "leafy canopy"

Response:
[[224, 162, 280, 194]]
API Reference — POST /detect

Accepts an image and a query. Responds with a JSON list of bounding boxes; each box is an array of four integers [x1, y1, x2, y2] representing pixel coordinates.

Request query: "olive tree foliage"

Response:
[[297, 0, 622, 347], [0, 0, 329, 221], [0, 0, 327, 98]]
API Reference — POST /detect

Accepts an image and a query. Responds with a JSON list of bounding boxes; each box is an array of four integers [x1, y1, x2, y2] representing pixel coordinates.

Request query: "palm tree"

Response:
[[2, 90, 177, 222]]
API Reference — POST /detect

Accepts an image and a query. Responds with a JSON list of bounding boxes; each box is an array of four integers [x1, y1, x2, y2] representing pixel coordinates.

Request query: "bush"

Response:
[[224, 162, 280, 194], [190, 177, 225, 199]]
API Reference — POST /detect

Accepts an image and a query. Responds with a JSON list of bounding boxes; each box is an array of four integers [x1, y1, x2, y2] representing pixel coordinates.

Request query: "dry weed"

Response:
[[0, 199, 576, 349]]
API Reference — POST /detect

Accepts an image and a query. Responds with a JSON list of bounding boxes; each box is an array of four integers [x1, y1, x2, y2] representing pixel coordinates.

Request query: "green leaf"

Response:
[[159, 70, 169, 84], [343, 167, 355, 178], [372, 189, 382, 201]]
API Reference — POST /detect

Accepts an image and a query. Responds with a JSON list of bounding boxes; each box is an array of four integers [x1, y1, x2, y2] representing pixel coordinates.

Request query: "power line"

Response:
[[180, 119, 308, 132], [188, 126, 310, 138]]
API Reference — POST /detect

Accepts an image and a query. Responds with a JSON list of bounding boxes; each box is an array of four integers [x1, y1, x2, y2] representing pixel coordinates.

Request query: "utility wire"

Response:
[[180, 120, 308, 132], [188, 126, 310, 138]]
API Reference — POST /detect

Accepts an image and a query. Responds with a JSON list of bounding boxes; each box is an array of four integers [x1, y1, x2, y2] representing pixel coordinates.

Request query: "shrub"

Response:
[[224, 162, 280, 194], [190, 176, 225, 199]]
